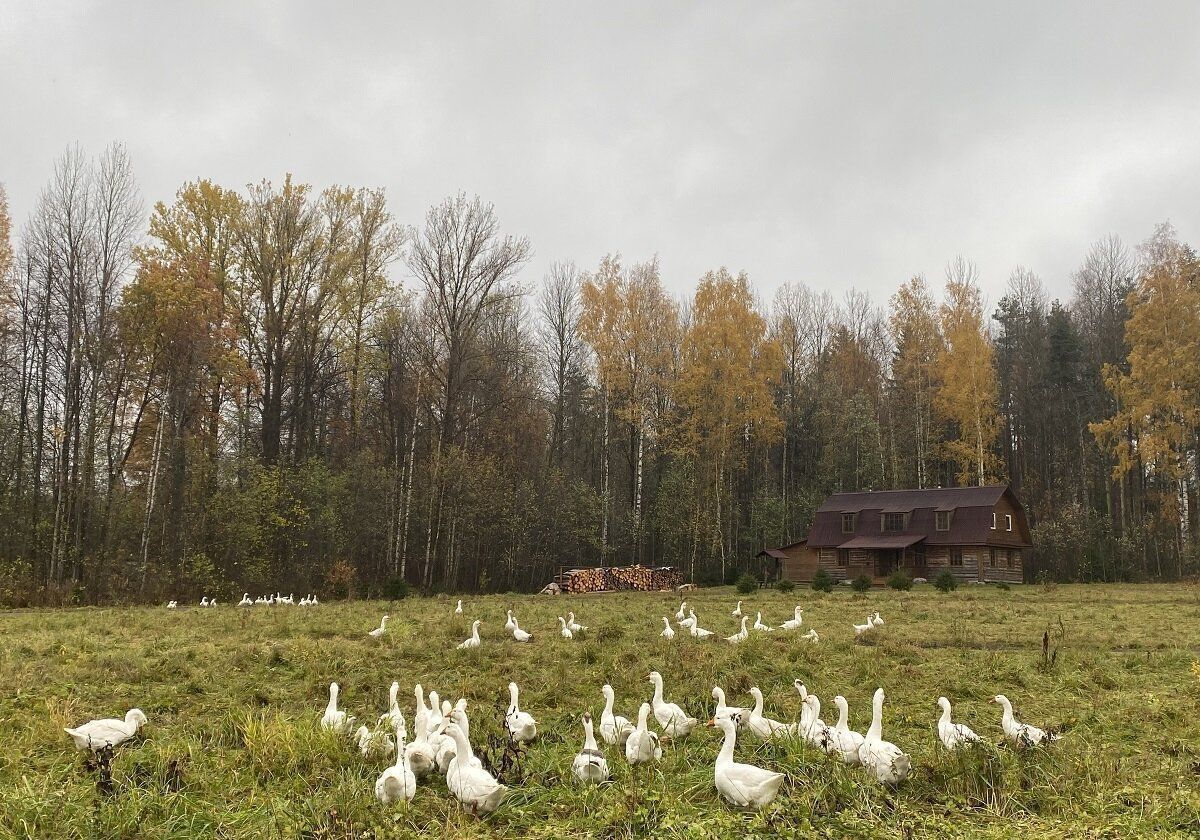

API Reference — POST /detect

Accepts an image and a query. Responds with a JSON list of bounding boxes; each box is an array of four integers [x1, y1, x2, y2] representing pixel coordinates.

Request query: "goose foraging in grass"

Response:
[[725, 615, 750, 644], [457, 620, 482, 650], [709, 713, 785, 809], [625, 702, 662, 765], [357, 717, 397, 760], [64, 708, 147, 751], [731, 600, 743, 617], [444, 721, 507, 815], [801, 628, 820, 644], [712, 686, 749, 728], [746, 687, 795, 739], [320, 682, 355, 734], [375, 717, 417, 804], [600, 684, 634, 746], [505, 682, 538, 744], [567, 612, 586, 633], [648, 671, 698, 736], [572, 712, 610, 783], [780, 606, 803, 630], [369, 615, 390, 639], [660, 617, 675, 640], [937, 697, 982, 750], [823, 695, 865, 764], [993, 694, 1059, 747], [858, 688, 911, 784]]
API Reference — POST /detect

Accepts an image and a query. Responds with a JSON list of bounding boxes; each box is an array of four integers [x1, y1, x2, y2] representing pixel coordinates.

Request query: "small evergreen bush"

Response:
[[735, 573, 758, 595], [811, 569, 834, 593], [934, 569, 958, 593], [776, 579, 796, 594], [887, 570, 913, 591], [383, 576, 410, 600], [851, 574, 872, 593]]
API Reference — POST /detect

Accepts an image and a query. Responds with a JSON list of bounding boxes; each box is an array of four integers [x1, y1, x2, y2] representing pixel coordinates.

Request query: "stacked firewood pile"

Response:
[[554, 565, 683, 593]]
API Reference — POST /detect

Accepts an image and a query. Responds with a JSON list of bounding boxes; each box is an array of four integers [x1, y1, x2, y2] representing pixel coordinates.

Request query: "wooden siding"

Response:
[[817, 544, 1022, 584], [776, 544, 820, 582]]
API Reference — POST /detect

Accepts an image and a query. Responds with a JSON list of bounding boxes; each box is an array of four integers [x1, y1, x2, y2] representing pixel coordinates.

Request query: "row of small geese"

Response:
[[308, 672, 1060, 812], [166, 593, 321, 609]]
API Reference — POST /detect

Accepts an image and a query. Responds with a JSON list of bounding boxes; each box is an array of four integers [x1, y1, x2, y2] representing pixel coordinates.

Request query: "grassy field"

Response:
[[1, 583, 1198, 839]]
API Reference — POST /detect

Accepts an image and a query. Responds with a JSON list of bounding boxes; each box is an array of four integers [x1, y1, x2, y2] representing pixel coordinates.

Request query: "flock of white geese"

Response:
[[68, 595, 1061, 815]]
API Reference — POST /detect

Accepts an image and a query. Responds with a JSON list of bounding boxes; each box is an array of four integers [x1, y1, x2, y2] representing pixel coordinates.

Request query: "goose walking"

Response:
[[600, 684, 634, 746], [375, 717, 417, 804], [660, 617, 675, 640], [822, 695, 865, 764], [444, 722, 507, 815], [781, 606, 803, 630], [725, 615, 750, 644], [688, 610, 715, 639], [320, 682, 355, 734], [937, 697, 982, 750], [753, 612, 774, 632], [457, 620, 482, 650], [709, 713, 785, 809], [369, 615, 390, 639], [572, 713, 610, 783], [405, 698, 437, 778], [858, 688, 911, 783], [993, 694, 1059, 747], [64, 709, 148, 751], [648, 671, 698, 736], [505, 682, 538, 744], [872, 611, 884, 626], [625, 703, 662, 765]]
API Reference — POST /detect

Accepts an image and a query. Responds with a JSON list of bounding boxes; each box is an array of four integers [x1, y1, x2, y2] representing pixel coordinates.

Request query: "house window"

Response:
[[883, 512, 905, 532], [950, 547, 963, 567], [841, 513, 856, 534], [935, 510, 951, 531], [837, 548, 850, 567], [1005, 514, 1013, 532], [988, 548, 996, 567], [1005, 549, 1014, 568], [991, 512, 997, 530]]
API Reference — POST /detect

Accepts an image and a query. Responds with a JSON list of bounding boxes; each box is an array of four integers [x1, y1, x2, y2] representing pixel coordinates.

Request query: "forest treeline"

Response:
[[1, 144, 1198, 605]]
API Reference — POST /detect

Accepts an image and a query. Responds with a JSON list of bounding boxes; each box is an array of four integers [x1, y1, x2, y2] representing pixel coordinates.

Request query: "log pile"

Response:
[[554, 565, 684, 594]]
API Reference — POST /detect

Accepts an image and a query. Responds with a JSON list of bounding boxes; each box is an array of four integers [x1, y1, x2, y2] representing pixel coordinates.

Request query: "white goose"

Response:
[[64, 709, 147, 751], [660, 617, 675, 640], [457, 620, 482, 649], [238, 593, 252, 606], [200, 597, 209, 607], [600, 684, 634, 746], [823, 695, 865, 764], [993, 694, 1058, 747], [872, 611, 884, 626], [648, 671, 698, 736], [675, 601, 688, 622], [802, 628, 820, 644], [746, 687, 795, 739], [405, 697, 437, 778], [688, 610, 715, 639], [858, 688, 912, 783], [781, 606, 803, 630], [709, 713, 786, 809], [711, 686, 750, 728], [558, 617, 574, 639], [504, 610, 517, 632], [567, 612, 586, 633], [369, 615, 390, 638], [731, 600, 743, 617], [511, 618, 533, 642], [505, 682, 538, 744], [678, 611, 696, 630], [320, 682, 355, 734], [725, 615, 750, 644], [375, 717, 417, 804], [937, 697, 982, 750], [625, 702, 662, 765], [455, 599, 463, 615], [356, 717, 396, 760], [383, 681, 403, 729], [444, 721, 507, 815], [800, 694, 828, 749], [166, 601, 177, 609], [572, 712, 610, 783], [439, 706, 484, 771], [853, 615, 875, 636], [753, 612, 774, 632]]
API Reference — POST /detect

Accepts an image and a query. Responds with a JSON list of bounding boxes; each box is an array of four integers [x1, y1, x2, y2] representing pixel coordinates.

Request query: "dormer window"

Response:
[[841, 513, 856, 534], [1005, 514, 1013, 532], [883, 512, 905, 532], [991, 512, 997, 530], [935, 510, 951, 531]]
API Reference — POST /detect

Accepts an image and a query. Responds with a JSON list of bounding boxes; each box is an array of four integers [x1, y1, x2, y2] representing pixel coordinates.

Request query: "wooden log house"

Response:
[[759, 485, 1031, 585]]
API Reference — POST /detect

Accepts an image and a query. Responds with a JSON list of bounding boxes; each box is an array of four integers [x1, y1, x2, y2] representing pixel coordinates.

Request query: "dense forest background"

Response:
[[1, 145, 1198, 605]]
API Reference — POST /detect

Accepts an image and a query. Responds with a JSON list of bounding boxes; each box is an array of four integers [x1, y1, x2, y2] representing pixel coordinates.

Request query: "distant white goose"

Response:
[[511, 618, 533, 642], [753, 612, 774, 632], [802, 628, 820, 644], [711, 686, 750, 727], [457, 620, 482, 649], [746, 687, 795, 739], [872, 611, 884, 626], [558, 617, 574, 639], [648, 671, 698, 736], [444, 721, 507, 815], [858, 688, 911, 783], [238, 593, 252, 606], [357, 717, 397, 760], [725, 615, 750, 644], [567, 612, 586, 633], [937, 697, 982, 750], [320, 682, 355, 734], [375, 716, 417, 804], [165, 601, 177, 609], [64, 709, 147, 751], [853, 616, 875, 636], [731, 600, 743, 617], [625, 702, 662, 765], [660, 617, 675, 640], [993, 694, 1059, 747], [200, 597, 209, 607], [504, 610, 517, 632], [709, 713, 785, 809], [675, 601, 688, 622], [572, 713, 610, 783], [823, 695, 865, 764], [505, 682, 538, 744], [781, 606, 803, 630], [455, 599, 463, 615], [369, 615, 390, 638], [600, 684, 634, 746]]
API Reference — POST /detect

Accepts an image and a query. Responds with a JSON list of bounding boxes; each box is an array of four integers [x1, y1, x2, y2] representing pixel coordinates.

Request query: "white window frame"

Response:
[[991, 512, 996, 530], [1005, 514, 1013, 531]]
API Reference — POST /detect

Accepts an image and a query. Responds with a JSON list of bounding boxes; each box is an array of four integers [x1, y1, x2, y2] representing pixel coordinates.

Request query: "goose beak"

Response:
[[706, 719, 716, 728]]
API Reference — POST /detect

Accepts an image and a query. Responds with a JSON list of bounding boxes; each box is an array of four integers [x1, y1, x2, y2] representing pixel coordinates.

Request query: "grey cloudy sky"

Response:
[[3, 1, 1199, 308]]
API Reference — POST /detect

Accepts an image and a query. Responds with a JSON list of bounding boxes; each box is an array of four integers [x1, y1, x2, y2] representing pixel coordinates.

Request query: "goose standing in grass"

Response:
[[678, 610, 696, 630], [625, 703, 662, 765], [753, 612, 774, 632], [711, 686, 749, 727], [872, 611, 884, 626], [725, 615, 750, 644], [731, 600, 743, 617], [413, 685, 431, 733], [439, 707, 484, 771], [802, 628, 820, 644], [781, 606, 803, 630], [238, 593, 252, 606], [853, 616, 875, 636], [64, 709, 148, 751], [444, 722, 507, 815], [660, 617, 675, 640], [800, 694, 828, 749], [357, 717, 397, 759], [375, 716, 417, 804], [937, 697, 982, 750], [200, 597, 209, 607], [688, 610, 715, 639], [457, 620, 482, 649], [557, 617, 574, 639], [511, 617, 533, 642], [572, 713, 610, 783], [746, 687, 795, 739], [993, 694, 1059, 747], [709, 713, 785, 809], [504, 610, 517, 632], [405, 698, 437, 778], [675, 601, 688, 622], [455, 599, 463, 615], [567, 612, 587, 633], [600, 684, 634, 746], [822, 695, 865, 764], [369, 615, 390, 639], [648, 671, 698, 736], [505, 682, 538, 743], [166, 601, 177, 609], [320, 682, 355, 734], [383, 681, 403, 729], [858, 688, 911, 783]]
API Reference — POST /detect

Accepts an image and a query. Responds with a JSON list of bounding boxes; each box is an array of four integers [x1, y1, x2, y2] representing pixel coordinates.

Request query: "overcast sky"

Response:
[[3, 1, 1199, 309]]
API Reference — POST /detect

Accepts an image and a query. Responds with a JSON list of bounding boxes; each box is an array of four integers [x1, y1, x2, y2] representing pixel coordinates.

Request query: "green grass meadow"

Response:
[[1, 583, 1198, 839]]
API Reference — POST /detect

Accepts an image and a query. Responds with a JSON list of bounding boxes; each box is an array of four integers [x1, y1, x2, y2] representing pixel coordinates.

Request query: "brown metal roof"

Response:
[[839, 534, 925, 549], [817, 485, 1009, 513], [758, 548, 790, 560]]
